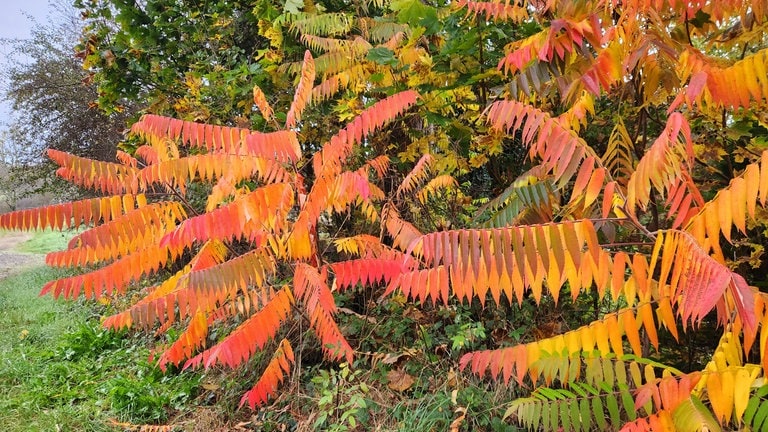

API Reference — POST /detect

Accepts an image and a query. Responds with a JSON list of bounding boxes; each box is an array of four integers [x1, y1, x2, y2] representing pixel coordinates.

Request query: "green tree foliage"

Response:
[[75, 0, 267, 120]]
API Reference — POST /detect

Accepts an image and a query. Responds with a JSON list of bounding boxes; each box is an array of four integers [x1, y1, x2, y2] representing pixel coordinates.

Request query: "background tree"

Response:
[[1, 3, 129, 205]]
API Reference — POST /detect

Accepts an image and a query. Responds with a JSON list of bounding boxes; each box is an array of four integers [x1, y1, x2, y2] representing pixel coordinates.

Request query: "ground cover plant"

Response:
[[3, 0, 768, 430]]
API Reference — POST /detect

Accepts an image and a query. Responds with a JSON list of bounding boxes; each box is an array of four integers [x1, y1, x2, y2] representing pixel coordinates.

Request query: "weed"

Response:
[[310, 363, 371, 431]]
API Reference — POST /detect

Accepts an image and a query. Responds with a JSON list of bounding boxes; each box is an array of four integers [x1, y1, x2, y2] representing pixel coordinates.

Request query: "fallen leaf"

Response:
[[387, 369, 415, 392], [450, 407, 467, 432]]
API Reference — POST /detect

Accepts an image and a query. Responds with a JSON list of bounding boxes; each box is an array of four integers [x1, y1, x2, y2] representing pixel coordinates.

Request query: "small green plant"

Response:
[[311, 363, 370, 431], [447, 322, 486, 352]]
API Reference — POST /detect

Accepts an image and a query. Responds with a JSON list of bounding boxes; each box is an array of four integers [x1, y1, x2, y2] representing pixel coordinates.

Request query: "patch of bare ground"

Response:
[[0, 232, 44, 279]]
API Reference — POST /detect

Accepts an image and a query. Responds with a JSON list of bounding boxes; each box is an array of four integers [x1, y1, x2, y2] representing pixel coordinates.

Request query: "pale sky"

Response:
[[0, 0, 52, 40], [0, 0, 60, 123]]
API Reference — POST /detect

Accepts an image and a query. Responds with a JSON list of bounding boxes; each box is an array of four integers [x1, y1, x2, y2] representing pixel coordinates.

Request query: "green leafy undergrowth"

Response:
[[0, 266, 202, 431]]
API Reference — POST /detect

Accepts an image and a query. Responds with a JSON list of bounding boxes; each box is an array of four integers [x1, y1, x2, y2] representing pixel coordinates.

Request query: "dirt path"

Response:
[[0, 232, 45, 279]]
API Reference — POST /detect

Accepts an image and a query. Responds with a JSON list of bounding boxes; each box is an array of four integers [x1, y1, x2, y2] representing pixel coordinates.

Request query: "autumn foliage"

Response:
[[5, 0, 768, 429]]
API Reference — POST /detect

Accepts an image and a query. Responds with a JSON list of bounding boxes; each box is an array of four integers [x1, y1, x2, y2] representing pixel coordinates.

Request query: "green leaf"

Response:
[[672, 396, 722, 432], [532, 400, 542, 430], [753, 401, 768, 431], [606, 394, 621, 427], [560, 400, 572, 432], [579, 399, 591, 432], [593, 397, 607, 430], [688, 9, 711, 28], [366, 47, 398, 67], [620, 387, 637, 421], [570, 382, 587, 397], [549, 401, 559, 431], [542, 401, 551, 431], [390, 0, 437, 30], [744, 396, 761, 426], [283, 0, 304, 14], [568, 399, 580, 432]]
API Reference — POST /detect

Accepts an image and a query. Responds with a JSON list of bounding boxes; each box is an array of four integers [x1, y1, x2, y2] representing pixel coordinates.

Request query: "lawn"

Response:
[[0, 231, 203, 432]]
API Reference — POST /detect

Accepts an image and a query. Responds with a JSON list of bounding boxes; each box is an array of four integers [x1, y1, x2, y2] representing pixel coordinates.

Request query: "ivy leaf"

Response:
[[367, 47, 398, 66]]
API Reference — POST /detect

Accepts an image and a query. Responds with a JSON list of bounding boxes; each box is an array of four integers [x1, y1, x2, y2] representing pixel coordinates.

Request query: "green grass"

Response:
[[14, 228, 81, 254], [0, 232, 203, 431], [0, 266, 114, 431]]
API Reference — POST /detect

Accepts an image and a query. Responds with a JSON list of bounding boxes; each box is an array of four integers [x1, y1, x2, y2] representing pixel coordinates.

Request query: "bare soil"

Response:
[[0, 232, 44, 279]]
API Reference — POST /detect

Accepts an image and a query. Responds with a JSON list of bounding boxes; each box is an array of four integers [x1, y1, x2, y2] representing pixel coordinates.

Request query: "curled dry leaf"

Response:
[[386, 369, 415, 392]]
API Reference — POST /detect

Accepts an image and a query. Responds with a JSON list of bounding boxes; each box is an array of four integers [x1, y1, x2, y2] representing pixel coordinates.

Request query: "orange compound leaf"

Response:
[[135, 145, 160, 165], [103, 272, 190, 331], [460, 345, 528, 385], [624, 113, 703, 218], [115, 150, 138, 168], [181, 250, 276, 316], [361, 155, 391, 180], [244, 131, 302, 163], [484, 100, 598, 187], [132, 113, 301, 162], [406, 220, 605, 306], [635, 373, 702, 413], [672, 47, 768, 111], [330, 254, 418, 291], [131, 114, 249, 154], [41, 243, 172, 300], [307, 301, 355, 363], [730, 274, 758, 346], [184, 286, 293, 370], [48, 149, 140, 195], [459, 0, 529, 23], [496, 14, 601, 75], [102, 241, 227, 330], [138, 154, 293, 194], [157, 310, 209, 371], [619, 411, 675, 432], [382, 205, 423, 252], [294, 264, 354, 363], [240, 339, 294, 409], [396, 154, 434, 199], [0, 193, 146, 231], [685, 150, 768, 260], [312, 90, 419, 179], [652, 230, 734, 329], [252, 85, 274, 122], [159, 184, 294, 253], [285, 50, 316, 129], [103, 244, 269, 331], [294, 263, 336, 314], [460, 308, 653, 385], [205, 286, 278, 326], [292, 171, 378, 244], [46, 201, 186, 268], [385, 266, 451, 305]]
